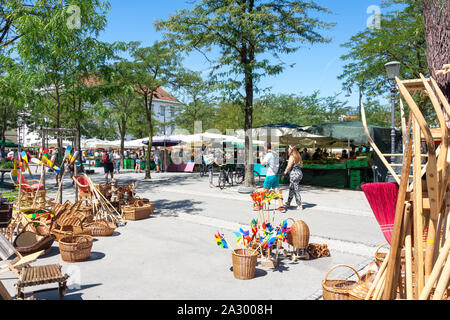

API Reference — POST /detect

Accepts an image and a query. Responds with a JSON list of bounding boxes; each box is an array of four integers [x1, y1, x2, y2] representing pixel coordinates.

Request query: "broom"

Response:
[[361, 183, 399, 245]]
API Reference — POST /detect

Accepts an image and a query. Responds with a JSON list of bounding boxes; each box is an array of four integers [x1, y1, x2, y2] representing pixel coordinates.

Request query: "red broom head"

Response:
[[361, 183, 399, 244]]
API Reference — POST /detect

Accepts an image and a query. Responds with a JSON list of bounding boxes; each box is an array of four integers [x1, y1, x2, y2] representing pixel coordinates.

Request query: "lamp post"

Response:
[[385, 61, 401, 164]]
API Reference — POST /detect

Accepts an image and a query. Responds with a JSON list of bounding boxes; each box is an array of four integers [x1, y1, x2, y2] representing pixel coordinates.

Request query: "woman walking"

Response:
[[283, 145, 304, 211]]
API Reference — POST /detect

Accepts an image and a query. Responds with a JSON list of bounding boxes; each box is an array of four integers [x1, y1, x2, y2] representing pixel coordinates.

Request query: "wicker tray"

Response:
[[85, 220, 116, 237], [13, 221, 55, 256], [122, 203, 154, 221]]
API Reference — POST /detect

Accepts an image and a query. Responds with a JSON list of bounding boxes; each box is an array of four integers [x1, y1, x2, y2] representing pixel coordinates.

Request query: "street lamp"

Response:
[[385, 61, 401, 164]]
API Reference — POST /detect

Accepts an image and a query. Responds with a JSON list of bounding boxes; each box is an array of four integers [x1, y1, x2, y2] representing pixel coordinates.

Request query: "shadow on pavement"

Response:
[[153, 199, 204, 217]]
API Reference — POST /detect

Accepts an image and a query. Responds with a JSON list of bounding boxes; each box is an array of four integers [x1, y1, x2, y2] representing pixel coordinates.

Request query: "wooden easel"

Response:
[[361, 66, 450, 300]]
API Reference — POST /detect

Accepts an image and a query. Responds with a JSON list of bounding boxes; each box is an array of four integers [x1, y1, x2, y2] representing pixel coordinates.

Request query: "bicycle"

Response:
[[199, 163, 208, 177], [234, 165, 245, 185], [217, 165, 234, 190]]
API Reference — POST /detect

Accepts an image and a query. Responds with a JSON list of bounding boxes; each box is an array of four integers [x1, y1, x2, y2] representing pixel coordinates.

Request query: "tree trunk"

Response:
[[1, 108, 6, 159], [423, 0, 450, 123], [119, 116, 126, 167], [144, 93, 153, 180], [243, 67, 255, 187]]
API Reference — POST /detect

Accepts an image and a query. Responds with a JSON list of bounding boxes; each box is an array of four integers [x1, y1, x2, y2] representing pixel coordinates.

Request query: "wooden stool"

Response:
[[16, 264, 69, 300]]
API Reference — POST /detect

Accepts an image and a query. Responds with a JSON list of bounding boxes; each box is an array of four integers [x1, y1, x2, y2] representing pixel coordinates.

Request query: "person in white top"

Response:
[[260, 142, 286, 213], [114, 151, 122, 174]]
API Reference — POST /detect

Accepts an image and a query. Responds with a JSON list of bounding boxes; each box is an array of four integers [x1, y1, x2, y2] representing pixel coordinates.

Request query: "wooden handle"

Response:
[[375, 243, 390, 256], [323, 264, 361, 282]]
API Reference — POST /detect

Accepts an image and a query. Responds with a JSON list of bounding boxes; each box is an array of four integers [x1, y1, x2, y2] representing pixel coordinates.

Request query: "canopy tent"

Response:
[[302, 121, 403, 182], [0, 140, 18, 148], [143, 136, 183, 147], [235, 123, 344, 147], [82, 138, 118, 149], [300, 121, 402, 147]]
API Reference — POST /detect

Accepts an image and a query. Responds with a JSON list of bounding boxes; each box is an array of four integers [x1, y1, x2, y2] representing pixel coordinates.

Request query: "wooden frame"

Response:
[[361, 67, 450, 300]]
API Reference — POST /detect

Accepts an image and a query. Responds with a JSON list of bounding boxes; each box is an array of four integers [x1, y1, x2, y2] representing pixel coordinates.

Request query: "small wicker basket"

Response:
[[286, 218, 310, 250], [232, 249, 259, 280], [322, 265, 361, 300], [59, 235, 93, 263], [348, 261, 379, 300]]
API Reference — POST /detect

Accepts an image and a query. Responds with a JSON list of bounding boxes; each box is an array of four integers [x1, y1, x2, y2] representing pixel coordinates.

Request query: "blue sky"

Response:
[[97, 0, 387, 109]]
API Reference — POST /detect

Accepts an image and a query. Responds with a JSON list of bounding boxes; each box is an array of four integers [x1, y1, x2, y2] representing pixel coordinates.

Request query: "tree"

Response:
[[0, 56, 24, 156], [173, 71, 216, 133], [129, 41, 184, 179], [423, 0, 450, 103], [156, 0, 334, 188], [339, 0, 428, 98], [14, 0, 110, 164], [100, 60, 141, 159]]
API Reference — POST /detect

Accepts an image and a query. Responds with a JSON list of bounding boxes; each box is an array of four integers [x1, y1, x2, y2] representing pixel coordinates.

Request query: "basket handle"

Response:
[[323, 264, 361, 282], [21, 220, 49, 236], [76, 236, 90, 250], [375, 243, 390, 256]]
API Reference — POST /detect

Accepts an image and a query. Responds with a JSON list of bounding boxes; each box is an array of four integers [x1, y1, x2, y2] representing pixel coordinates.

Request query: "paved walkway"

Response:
[[1, 167, 385, 300]]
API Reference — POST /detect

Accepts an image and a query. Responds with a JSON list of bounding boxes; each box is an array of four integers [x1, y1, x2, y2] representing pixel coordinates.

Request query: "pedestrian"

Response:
[[135, 153, 142, 173], [103, 147, 114, 184], [260, 142, 286, 213], [114, 151, 122, 174], [7, 149, 14, 161], [202, 144, 216, 188], [283, 145, 304, 211], [154, 147, 161, 173]]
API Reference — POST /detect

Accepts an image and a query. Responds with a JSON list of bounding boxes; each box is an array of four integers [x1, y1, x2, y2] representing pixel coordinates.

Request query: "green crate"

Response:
[[326, 163, 347, 170], [347, 158, 370, 169]]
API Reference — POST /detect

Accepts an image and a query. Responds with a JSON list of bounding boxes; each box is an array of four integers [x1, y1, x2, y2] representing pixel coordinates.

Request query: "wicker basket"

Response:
[[85, 220, 116, 237], [13, 221, 55, 256], [348, 261, 379, 300], [0, 203, 13, 228], [59, 235, 93, 263], [51, 222, 89, 242], [232, 249, 258, 280], [286, 218, 310, 250], [122, 203, 154, 221], [322, 265, 362, 300]]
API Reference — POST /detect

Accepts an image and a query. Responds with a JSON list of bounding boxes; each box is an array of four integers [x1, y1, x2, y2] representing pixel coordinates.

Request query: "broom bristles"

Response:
[[361, 183, 399, 244]]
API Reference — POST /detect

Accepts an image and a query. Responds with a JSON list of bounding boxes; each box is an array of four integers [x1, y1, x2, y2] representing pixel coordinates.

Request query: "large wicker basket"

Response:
[[286, 218, 310, 250], [122, 203, 154, 221], [322, 265, 361, 300], [232, 249, 259, 280], [59, 235, 93, 263]]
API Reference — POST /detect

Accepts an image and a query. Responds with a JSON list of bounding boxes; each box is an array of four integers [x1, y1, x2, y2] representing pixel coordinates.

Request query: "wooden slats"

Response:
[[17, 264, 68, 288]]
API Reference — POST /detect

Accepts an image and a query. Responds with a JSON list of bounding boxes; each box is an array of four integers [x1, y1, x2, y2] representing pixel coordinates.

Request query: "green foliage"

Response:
[[339, 0, 427, 97], [0, 161, 14, 169]]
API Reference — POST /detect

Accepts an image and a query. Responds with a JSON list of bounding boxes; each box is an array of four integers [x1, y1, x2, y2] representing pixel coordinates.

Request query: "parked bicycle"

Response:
[[217, 165, 234, 190], [234, 165, 245, 185]]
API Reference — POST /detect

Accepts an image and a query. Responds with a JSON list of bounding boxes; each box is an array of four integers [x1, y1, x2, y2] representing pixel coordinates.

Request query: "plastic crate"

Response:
[[347, 158, 370, 169]]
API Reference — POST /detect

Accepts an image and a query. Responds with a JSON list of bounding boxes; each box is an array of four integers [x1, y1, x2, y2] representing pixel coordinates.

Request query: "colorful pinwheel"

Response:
[[214, 233, 229, 249], [234, 228, 252, 247]]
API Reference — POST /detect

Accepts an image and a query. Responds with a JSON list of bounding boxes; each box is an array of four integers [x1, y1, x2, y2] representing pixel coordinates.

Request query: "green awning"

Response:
[[0, 140, 18, 148]]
